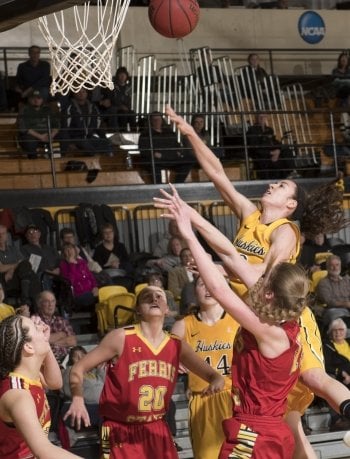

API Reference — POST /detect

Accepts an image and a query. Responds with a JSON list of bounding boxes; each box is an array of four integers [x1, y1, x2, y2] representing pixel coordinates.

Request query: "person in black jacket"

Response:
[[99, 66, 136, 131], [138, 111, 194, 184], [324, 318, 350, 386], [14, 45, 51, 104], [247, 113, 293, 179], [61, 88, 113, 156], [93, 223, 133, 290], [17, 90, 61, 159], [298, 233, 332, 274], [323, 317, 350, 430]]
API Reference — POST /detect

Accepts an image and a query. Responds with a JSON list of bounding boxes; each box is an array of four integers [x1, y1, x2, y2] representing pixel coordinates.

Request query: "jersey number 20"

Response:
[[139, 385, 167, 412]]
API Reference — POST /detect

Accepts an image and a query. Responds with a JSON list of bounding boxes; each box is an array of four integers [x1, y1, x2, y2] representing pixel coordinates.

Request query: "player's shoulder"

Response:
[[123, 324, 137, 336], [168, 331, 182, 342], [0, 377, 34, 407], [269, 219, 299, 243]]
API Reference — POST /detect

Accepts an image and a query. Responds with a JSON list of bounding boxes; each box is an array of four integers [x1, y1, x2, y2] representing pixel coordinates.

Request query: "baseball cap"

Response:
[[30, 89, 44, 98]]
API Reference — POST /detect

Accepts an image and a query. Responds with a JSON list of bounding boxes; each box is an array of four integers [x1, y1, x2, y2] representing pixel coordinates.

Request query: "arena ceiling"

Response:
[[0, 0, 86, 33]]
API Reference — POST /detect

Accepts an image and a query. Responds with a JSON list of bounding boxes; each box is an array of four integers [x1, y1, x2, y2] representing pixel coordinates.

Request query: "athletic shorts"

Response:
[[219, 413, 294, 459], [100, 418, 177, 459], [286, 306, 324, 415], [189, 389, 232, 459]]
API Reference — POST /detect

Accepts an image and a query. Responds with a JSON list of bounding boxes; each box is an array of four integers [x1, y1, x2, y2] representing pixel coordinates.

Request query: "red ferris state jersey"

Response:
[[232, 320, 302, 418], [183, 312, 239, 392], [0, 372, 51, 459], [99, 324, 181, 424], [231, 210, 300, 297]]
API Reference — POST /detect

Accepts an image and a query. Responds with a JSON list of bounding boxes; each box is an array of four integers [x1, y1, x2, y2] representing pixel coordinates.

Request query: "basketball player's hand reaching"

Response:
[[165, 105, 195, 137], [154, 183, 194, 242], [64, 397, 91, 430], [201, 372, 225, 397]]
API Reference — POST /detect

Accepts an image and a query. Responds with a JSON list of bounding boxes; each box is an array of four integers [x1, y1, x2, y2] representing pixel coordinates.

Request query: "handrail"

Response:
[[0, 46, 348, 83], [0, 105, 340, 187]]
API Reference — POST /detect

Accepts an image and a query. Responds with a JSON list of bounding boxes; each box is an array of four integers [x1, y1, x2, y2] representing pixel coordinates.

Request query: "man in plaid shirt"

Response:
[[33, 290, 77, 363]]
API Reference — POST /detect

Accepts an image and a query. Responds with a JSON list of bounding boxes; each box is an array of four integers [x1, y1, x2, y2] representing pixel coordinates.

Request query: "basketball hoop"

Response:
[[38, 0, 130, 96]]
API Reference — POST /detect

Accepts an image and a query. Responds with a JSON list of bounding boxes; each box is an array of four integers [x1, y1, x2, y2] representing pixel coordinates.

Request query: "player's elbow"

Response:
[[48, 375, 63, 391], [300, 367, 327, 393]]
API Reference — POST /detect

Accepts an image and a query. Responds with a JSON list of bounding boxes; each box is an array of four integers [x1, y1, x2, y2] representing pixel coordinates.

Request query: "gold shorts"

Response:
[[287, 307, 324, 415], [189, 389, 232, 459]]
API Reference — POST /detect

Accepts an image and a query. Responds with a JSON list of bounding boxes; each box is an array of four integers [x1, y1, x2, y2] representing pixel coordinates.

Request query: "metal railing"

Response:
[[0, 105, 340, 186], [1, 45, 350, 83]]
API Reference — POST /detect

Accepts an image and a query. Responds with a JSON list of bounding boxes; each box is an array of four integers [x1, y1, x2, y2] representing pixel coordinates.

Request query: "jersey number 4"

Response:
[[205, 354, 230, 376]]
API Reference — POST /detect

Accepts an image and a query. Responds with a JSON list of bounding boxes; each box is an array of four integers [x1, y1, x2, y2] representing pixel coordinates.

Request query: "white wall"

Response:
[[119, 8, 350, 54]]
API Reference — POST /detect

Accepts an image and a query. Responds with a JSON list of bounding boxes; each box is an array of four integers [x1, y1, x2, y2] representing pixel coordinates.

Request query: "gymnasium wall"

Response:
[[0, 7, 349, 76], [121, 7, 347, 53]]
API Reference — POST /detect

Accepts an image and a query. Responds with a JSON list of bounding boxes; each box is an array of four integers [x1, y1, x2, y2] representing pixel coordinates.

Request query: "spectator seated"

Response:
[[315, 255, 350, 331], [61, 88, 113, 157], [323, 318, 350, 431], [17, 90, 61, 159]]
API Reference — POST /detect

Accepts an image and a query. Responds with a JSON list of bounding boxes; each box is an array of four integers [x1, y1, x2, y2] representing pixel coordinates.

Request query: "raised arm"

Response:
[[40, 349, 63, 390], [154, 187, 260, 288], [159, 186, 276, 341], [165, 105, 256, 220], [64, 328, 124, 429], [193, 210, 298, 287], [263, 223, 299, 270]]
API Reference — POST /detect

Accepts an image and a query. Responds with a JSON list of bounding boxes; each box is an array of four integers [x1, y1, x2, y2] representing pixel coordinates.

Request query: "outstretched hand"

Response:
[[63, 397, 91, 430], [153, 184, 194, 241], [154, 184, 192, 218], [165, 105, 194, 137]]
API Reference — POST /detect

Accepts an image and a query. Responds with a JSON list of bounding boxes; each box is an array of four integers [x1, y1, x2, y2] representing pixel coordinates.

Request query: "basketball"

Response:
[[148, 0, 200, 39]]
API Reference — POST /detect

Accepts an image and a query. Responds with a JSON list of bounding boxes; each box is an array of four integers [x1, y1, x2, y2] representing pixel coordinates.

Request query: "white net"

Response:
[[38, 0, 130, 96]]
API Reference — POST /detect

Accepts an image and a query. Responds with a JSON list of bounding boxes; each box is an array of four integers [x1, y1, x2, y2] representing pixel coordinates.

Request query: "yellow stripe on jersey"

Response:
[[228, 423, 257, 458], [100, 425, 111, 458], [299, 307, 324, 371]]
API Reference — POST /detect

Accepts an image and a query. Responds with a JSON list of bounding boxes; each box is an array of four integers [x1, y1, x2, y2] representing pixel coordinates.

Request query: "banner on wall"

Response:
[[298, 11, 325, 44]]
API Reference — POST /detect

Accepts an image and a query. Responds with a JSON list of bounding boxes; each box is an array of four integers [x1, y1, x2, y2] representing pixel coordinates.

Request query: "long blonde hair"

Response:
[[248, 262, 308, 323]]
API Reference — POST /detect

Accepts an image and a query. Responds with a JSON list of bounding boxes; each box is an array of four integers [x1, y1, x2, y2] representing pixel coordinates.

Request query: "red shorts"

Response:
[[100, 418, 178, 459], [219, 414, 295, 459]]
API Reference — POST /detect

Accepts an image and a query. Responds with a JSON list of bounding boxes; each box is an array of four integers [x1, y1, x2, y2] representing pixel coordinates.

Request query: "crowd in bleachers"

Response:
[[3, 39, 350, 458], [0, 205, 198, 330], [1, 191, 350, 445], [2, 44, 350, 184], [0, 203, 208, 454]]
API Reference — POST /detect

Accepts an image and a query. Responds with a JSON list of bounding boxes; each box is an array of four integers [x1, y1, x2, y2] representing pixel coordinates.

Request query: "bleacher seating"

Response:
[[1, 32, 350, 459], [1, 194, 348, 458], [0, 154, 148, 189], [0, 114, 19, 155]]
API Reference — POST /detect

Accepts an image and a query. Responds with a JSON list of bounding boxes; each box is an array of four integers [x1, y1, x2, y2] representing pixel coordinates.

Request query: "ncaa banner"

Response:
[[298, 11, 325, 44]]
